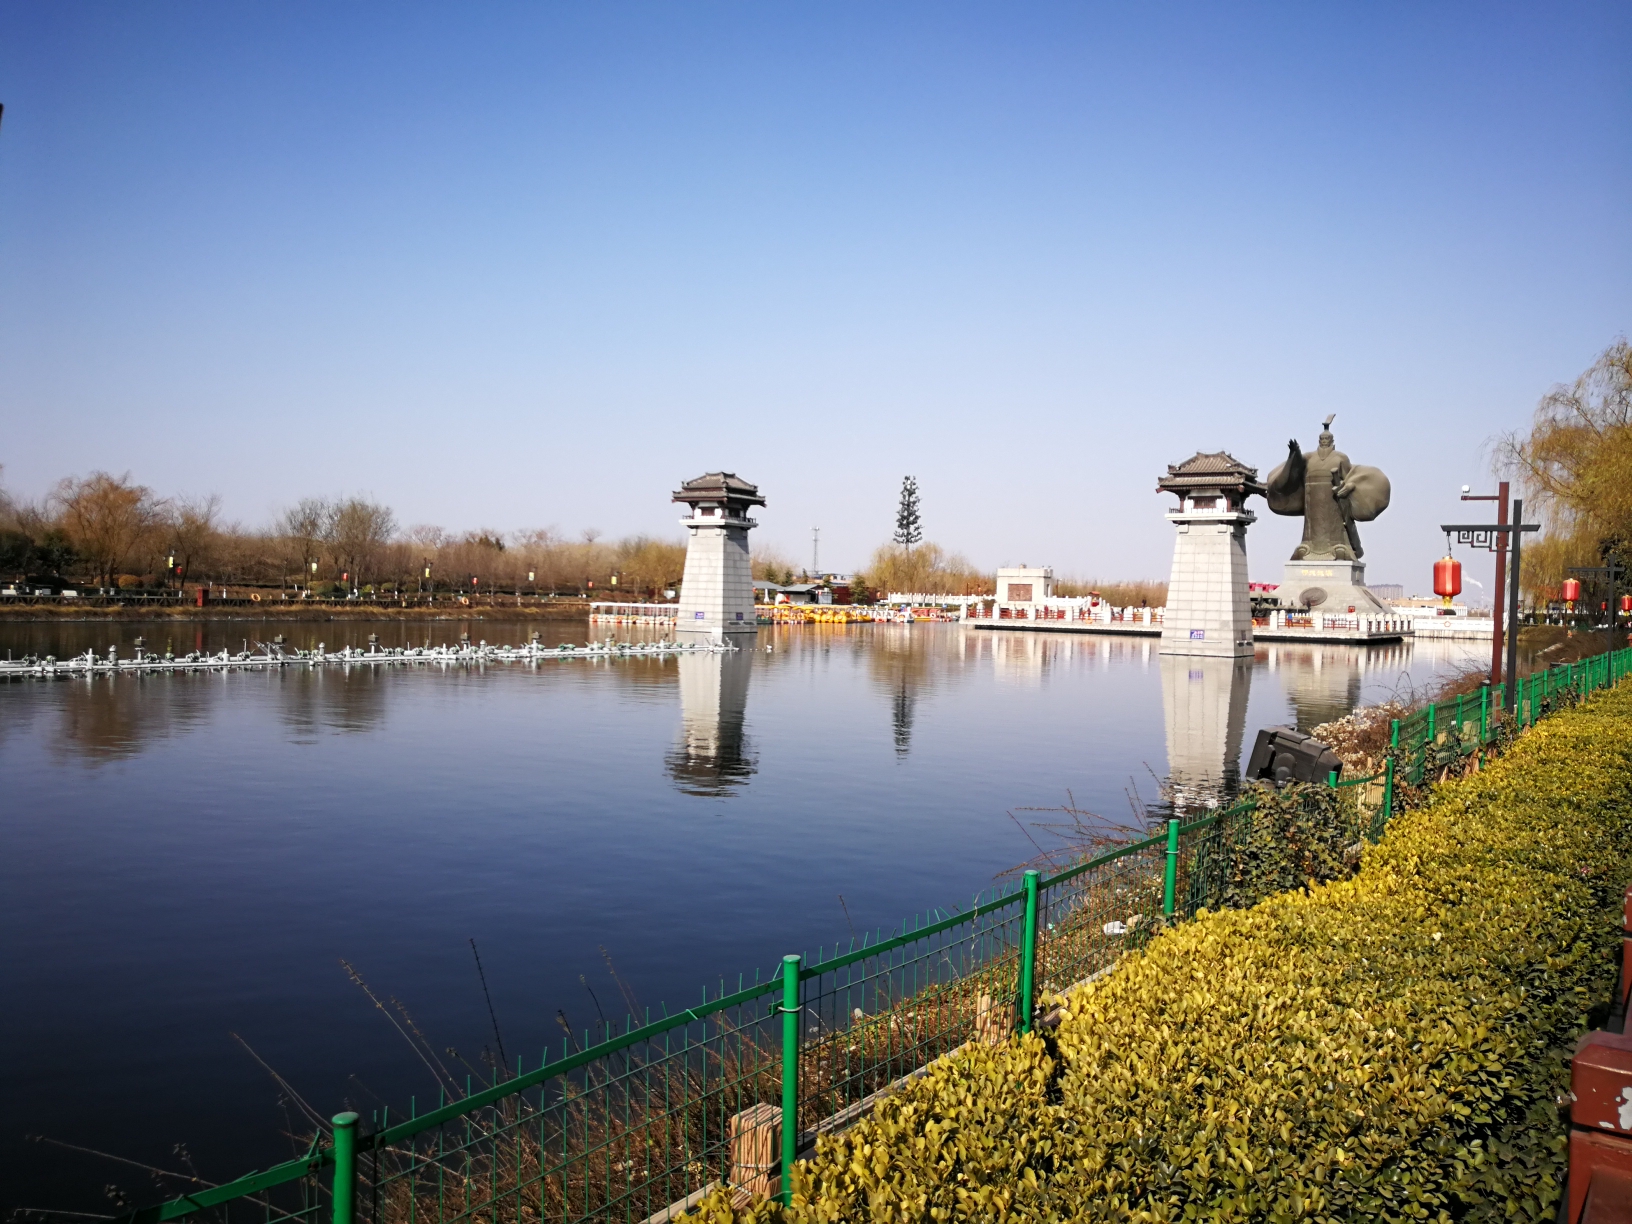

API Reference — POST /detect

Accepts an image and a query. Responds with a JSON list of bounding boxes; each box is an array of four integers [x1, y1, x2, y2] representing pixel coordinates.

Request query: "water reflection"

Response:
[[891, 681, 914, 757], [978, 629, 1153, 684], [866, 627, 944, 759], [48, 674, 216, 763], [1159, 654, 1253, 809], [666, 648, 756, 795], [1261, 642, 1414, 731], [276, 668, 390, 740]]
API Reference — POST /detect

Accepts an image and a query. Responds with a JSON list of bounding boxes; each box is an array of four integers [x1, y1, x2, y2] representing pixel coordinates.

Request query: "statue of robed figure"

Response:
[[1265, 416, 1391, 561]]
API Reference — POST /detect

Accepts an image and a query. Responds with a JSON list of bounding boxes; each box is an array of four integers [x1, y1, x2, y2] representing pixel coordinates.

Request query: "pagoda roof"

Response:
[[1156, 451, 1265, 496], [673, 471, 766, 506]]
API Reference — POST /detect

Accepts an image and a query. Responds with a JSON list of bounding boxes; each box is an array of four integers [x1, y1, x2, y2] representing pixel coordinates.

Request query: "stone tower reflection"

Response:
[[666, 647, 757, 795], [1160, 654, 1254, 809]]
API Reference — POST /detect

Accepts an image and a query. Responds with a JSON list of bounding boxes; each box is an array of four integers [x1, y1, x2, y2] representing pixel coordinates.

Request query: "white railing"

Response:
[[1410, 617, 1494, 640], [1262, 610, 1412, 635], [588, 602, 678, 622], [884, 592, 982, 607], [962, 600, 1163, 626]]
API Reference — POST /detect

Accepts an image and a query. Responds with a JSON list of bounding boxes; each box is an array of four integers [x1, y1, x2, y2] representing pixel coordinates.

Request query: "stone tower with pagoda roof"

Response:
[[1157, 452, 1264, 658], [673, 472, 764, 642]]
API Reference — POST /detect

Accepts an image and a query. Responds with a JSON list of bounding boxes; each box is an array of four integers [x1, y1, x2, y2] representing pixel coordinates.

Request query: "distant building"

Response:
[[1368, 583, 1405, 601], [774, 583, 846, 605], [996, 566, 1054, 603]]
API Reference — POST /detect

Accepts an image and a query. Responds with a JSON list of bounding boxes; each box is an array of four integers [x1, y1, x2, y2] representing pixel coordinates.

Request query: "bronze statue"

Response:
[[1265, 416, 1390, 561]]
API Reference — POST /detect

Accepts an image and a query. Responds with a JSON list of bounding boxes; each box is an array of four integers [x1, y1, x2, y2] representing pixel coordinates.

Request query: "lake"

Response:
[[0, 617, 1485, 1210]]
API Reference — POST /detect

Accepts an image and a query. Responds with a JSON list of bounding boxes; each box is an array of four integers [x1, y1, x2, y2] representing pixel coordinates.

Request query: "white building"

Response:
[[995, 566, 1054, 603]]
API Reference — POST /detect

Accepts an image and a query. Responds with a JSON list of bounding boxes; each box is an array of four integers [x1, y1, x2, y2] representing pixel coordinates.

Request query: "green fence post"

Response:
[[1382, 754, 1394, 830], [331, 1111, 358, 1224], [779, 953, 800, 1208], [1479, 684, 1488, 744], [1019, 869, 1040, 1034], [1162, 818, 1179, 920], [1427, 700, 1436, 744]]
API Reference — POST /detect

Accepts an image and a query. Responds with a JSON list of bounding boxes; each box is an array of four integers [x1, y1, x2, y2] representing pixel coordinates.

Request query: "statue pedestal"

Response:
[[1280, 559, 1388, 614]]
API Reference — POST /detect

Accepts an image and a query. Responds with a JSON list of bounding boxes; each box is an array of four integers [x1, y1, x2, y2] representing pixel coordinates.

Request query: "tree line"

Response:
[[0, 469, 1164, 602], [0, 474, 702, 597]]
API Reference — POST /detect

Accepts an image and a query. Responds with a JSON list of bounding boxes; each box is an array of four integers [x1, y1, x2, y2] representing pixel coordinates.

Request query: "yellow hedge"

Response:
[[693, 684, 1632, 1222]]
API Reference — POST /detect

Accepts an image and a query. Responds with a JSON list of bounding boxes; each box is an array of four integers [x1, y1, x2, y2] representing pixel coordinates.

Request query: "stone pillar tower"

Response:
[[674, 472, 764, 642], [1158, 452, 1264, 658]]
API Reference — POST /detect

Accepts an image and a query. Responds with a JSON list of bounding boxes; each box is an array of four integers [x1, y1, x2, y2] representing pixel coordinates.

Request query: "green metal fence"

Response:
[[120, 647, 1632, 1224], [1393, 645, 1632, 788]]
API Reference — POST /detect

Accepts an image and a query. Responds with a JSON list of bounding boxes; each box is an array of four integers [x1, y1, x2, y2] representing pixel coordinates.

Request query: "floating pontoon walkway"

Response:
[[0, 636, 735, 681]]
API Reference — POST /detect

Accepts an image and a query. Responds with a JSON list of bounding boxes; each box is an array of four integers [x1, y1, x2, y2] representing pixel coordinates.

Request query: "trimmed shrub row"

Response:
[[696, 684, 1632, 1222]]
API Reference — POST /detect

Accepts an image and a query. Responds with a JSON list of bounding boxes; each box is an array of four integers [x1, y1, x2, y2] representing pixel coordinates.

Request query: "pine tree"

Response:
[[894, 476, 923, 550]]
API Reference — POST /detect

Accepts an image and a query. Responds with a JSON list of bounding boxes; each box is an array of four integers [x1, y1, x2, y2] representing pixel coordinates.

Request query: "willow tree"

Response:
[[1500, 340, 1632, 599]]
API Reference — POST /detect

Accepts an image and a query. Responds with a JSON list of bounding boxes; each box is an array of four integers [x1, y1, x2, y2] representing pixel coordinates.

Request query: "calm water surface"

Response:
[[0, 618, 1484, 1207]]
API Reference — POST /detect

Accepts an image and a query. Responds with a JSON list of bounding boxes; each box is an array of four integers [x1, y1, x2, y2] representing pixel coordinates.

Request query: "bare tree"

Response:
[[280, 498, 332, 585], [329, 497, 397, 586], [51, 472, 166, 587], [167, 494, 222, 587]]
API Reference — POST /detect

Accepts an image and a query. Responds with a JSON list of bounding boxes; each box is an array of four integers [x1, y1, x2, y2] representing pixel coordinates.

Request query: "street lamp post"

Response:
[[1441, 498, 1539, 713], [1459, 483, 1509, 684]]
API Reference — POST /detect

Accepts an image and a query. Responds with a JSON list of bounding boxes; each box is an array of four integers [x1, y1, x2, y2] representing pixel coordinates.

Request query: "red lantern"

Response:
[[1433, 555, 1462, 607], [1562, 578, 1582, 605], [1620, 594, 1631, 615]]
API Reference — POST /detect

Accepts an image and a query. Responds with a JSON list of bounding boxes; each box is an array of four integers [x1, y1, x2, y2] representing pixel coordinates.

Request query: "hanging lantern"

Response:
[[1562, 578, 1582, 605], [1620, 594, 1631, 615], [1433, 555, 1462, 607]]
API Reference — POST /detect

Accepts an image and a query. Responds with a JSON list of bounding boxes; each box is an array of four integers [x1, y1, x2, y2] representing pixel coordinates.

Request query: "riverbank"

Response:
[[0, 601, 593, 623], [697, 678, 1632, 1222]]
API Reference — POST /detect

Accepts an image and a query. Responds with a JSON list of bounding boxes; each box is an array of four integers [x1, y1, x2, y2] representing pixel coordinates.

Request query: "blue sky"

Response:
[[1, 3, 1628, 589]]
